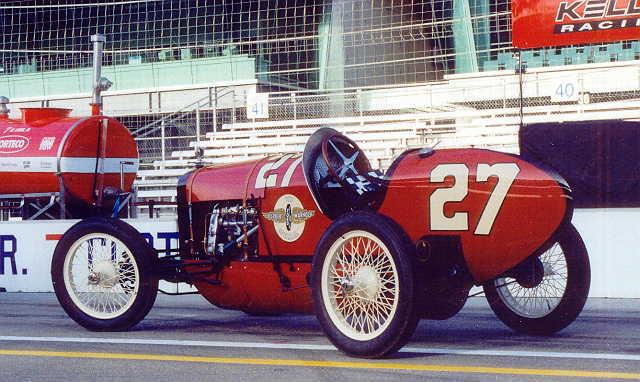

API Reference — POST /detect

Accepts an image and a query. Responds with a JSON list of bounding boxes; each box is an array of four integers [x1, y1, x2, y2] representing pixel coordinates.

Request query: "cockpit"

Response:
[[302, 127, 387, 219]]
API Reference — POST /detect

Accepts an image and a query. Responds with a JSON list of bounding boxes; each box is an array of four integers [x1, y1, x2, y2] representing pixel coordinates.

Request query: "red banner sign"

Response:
[[513, 0, 640, 49]]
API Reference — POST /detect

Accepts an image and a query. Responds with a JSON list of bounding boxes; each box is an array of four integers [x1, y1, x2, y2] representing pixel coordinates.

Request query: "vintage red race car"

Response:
[[51, 127, 591, 358]]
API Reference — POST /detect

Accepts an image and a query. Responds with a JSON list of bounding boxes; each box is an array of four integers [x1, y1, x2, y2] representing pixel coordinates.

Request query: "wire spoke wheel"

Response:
[[323, 231, 399, 341], [483, 224, 590, 335], [493, 242, 567, 318], [312, 211, 418, 358], [63, 233, 140, 320], [52, 217, 158, 331]]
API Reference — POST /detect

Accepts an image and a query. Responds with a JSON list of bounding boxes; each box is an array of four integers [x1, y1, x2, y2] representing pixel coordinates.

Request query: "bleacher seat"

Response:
[[497, 52, 516, 70], [521, 50, 544, 69], [593, 46, 610, 63], [619, 46, 636, 61], [483, 60, 498, 72], [548, 49, 565, 67]]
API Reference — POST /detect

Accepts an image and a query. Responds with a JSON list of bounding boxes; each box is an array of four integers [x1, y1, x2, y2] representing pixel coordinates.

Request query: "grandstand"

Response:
[[1, 1, 640, 216]]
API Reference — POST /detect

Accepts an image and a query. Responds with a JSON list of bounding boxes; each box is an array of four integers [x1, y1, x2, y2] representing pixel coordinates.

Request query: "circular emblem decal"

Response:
[[263, 194, 315, 242]]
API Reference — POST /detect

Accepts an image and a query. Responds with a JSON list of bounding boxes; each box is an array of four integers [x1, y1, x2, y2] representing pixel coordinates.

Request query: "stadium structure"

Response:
[[1, 0, 639, 216]]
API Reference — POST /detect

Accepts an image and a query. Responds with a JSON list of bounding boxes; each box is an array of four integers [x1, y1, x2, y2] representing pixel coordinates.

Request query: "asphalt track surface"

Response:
[[1, 293, 640, 381]]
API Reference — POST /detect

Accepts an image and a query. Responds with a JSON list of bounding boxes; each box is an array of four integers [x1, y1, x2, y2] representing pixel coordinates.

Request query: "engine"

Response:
[[205, 202, 259, 264]]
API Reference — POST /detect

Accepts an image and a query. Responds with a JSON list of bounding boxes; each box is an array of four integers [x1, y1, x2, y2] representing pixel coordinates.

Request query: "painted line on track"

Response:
[[1, 349, 639, 379], [2, 335, 640, 362]]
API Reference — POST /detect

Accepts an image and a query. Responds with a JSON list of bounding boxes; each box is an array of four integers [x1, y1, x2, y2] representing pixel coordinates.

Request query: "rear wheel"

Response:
[[51, 217, 158, 331], [483, 224, 590, 335], [312, 212, 419, 358]]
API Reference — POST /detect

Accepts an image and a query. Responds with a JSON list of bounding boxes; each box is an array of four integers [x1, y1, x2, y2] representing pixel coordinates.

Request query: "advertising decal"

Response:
[[513, 0, 640, 48]]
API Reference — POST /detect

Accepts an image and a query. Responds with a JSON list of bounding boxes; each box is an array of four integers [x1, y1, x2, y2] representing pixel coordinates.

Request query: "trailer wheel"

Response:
[[51, 217, 158, 331], [312, 211, 419, 358], [483, 224, 590, 335]]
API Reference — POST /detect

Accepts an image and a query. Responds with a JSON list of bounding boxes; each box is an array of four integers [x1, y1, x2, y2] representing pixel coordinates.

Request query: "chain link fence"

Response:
[[122, 58, 639, 173]]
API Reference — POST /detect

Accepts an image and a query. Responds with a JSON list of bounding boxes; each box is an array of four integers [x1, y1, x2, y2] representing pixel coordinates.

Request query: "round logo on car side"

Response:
[[262, 194, 315, 242]]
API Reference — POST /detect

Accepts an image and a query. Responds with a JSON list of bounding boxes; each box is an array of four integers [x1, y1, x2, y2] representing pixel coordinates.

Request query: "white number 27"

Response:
[[429, 163, 520, 235]]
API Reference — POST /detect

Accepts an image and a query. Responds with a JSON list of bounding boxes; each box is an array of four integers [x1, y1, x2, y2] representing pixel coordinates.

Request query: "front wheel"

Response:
[[51, 217, 158, 331], [483, 224, 590, 335], [312, 211, 419, 358]]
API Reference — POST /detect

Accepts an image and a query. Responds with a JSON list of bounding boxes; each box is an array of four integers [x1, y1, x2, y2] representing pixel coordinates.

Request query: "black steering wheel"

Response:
[[321, 132, 374, 193]]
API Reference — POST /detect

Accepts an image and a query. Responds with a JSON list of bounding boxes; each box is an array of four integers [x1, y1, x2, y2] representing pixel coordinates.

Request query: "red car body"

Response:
[[178, 131, 569, 314]]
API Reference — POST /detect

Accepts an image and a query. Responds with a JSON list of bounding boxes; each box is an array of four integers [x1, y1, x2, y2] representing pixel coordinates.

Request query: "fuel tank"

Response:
[[0, 107, 138, 214]]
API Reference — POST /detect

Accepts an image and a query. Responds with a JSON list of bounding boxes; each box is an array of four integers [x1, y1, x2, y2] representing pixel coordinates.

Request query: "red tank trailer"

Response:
[[0, 104, 138, 218]]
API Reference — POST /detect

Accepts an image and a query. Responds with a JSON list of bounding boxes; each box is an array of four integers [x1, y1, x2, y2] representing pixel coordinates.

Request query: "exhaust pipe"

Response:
[[90, 34, 113, 115]]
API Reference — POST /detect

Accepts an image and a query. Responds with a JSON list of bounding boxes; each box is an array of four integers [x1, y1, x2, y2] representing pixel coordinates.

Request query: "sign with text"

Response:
[[0, 219, 180, 292], [513, 0, 640, 48], [246, 92, 269, 119], [550, 77, 581, 101]]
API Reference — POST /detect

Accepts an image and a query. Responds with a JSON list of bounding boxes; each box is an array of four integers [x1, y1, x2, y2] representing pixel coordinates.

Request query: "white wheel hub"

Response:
[[353, 266, 380, 300], [91, 261, 119, 288]]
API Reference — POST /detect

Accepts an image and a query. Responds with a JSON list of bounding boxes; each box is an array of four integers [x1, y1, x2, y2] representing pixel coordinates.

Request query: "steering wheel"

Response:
[[321, 132, 373, 191]]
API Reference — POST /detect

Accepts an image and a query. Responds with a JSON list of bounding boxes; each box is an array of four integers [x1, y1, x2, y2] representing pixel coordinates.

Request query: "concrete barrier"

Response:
[[572, 208, 640, 298]]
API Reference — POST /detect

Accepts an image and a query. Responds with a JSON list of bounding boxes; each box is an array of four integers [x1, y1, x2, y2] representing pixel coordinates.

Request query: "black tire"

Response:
[[51, 217, 158, 331], [311, 211, 420, 358], [483, 224, 590, 335]]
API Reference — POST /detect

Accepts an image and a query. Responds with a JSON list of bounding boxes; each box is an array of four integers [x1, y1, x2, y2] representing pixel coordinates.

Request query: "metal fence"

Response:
[[120, 59, 640, 170]]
